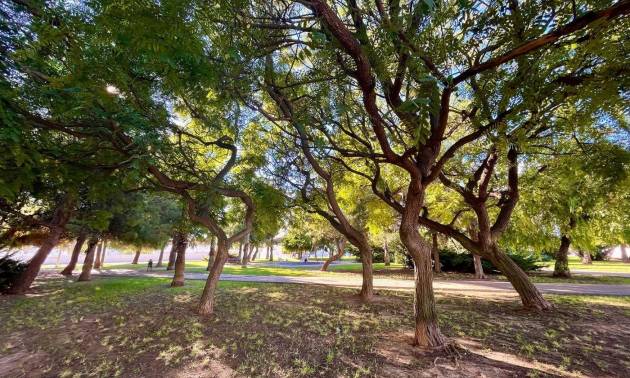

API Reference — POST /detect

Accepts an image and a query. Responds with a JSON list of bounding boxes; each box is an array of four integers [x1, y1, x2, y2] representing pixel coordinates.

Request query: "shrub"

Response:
[[0, 253, 27, 292], [437, 249, 542, 274]]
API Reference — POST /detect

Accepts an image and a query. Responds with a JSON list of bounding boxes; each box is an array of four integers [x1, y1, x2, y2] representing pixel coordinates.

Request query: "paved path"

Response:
[[539, 268, 630, 278], [93, 269, 630, 296]]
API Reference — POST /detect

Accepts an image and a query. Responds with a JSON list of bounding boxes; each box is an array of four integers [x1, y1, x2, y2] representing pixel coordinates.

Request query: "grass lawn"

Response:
[[542, 256, 630, 273], [1, 276, 629, 377], [54, 259, 630, 285], [99, 261, 329, 277]]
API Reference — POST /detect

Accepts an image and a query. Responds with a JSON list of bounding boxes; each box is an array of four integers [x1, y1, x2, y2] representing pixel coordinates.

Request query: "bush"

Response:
[[0, 253, 27, 292], [437, 249, 542, 274]]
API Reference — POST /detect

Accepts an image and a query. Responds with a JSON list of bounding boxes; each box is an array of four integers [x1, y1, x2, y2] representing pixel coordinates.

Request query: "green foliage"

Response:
[[438, 249, 542, 274], [0, 254, 27, 292]]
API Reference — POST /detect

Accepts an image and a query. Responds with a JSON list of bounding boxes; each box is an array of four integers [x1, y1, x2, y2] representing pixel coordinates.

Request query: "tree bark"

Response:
[[399, 190, 446, 348], [156, 244, 166, 267], [207, 236, 215, 271], [553, 235, 571, 278], [6, 198, 73, 294], [466, 225, 484, 278], [241, 243, 252, 267], [60, 232, 87, 275], [581, 251, 592, 264], [131, 248, 141, 264], [166, 236, 178, 270], [322, 238, 346, 271], [490, 244, 552, 310], [269, 243, 274, 261], [431, 233, 441, 273], [94, 241, 103, 269], [621, 244, 629, 263], [171, 233, 187, 287], [252, 246, 259, 261], [473, 254, 486, 279], [198, 237, 229, 315], [238, 242, 243, 261], [358, 240, 373, 300], [384, 238, 391, 266], [77, 238, 99, 282], [100, 239, 107, 267]]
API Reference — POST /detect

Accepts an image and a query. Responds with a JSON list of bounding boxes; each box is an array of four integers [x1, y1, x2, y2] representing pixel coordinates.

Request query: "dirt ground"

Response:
[[1, 275, 629, 377]]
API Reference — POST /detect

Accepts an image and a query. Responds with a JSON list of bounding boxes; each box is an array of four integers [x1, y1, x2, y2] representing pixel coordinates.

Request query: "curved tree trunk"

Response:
[[207, 236, 215, 271], [384, 238, 391, 266], [490, 245, 552, 310], [171, 233, 187, 287], [77, 238, 99, 282], [60, 233, 87, 276], [7, 228, 64, 294], [100, 239, 107, 267], [431, 233, 441, 273], [166, 236, 178, 270], [581, 251, 592, 264], [322, 238, 346, 271], [131, 248, 141, 265], [553, 235, 571, 278], [94, 241, 103, 270], [156, 244, 166, 267], [473, 254, 486, 279], [399, 192, 446, 349], [198, 237, 229, 315], [252, 246, 259, 261], [6, 198, 73, 294]]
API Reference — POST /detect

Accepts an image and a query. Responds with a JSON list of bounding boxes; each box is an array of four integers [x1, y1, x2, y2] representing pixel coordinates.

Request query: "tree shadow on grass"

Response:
[[0, 276, 628, 377]]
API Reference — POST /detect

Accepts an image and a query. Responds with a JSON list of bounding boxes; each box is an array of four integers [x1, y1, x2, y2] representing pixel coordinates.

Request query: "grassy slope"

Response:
[[1, 276, 629, 377]]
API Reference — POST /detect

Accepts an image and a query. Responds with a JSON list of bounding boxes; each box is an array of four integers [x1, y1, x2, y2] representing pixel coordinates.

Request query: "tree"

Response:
[[245, 0, 629, 347]]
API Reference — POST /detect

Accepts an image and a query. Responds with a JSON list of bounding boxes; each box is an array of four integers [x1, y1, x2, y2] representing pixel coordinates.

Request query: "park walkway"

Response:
[[93, 269, 630, 297]]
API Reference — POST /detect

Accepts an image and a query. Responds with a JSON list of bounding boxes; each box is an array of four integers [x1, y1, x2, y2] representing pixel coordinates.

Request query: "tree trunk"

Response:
[[198, 237, 229, 315], [269, 243, 274, 261], [207, 236, 216, 271], [581, 251, 592, 264], [473, 254, 486, 279], [431, 233, 441, 273], [100, 239, 107, 267], [621, 244, 629, 263], [156, 245, 166, 267], [171, 233, 187, 287], [357, 241, 373, 301], [77, 238, 99, 282], [60, 233, 87, 275], [322, 238, 346, 271], [252, 246, 259, 261], [399, 191, 446, 349], [94, 241, 103, 269], [241, 243, 252, 267], [6, 198, 73, 294], [490, 245, 552, 310], [553, 235, 571, 278], [7, 228, 64, 293], [131, 248, 141, 264], [166, 237, 178, 270], [238, 242, 243, 261], [383, 238, 390, 266]]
